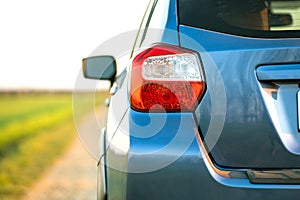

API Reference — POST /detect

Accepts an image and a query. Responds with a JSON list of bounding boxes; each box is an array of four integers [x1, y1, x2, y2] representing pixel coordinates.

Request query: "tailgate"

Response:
[[179, 25, 300, 169]]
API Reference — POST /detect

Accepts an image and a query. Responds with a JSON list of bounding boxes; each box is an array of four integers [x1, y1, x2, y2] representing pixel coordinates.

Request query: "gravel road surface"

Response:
[[22, 137, 98, 200], [21, 109, 104, 200]]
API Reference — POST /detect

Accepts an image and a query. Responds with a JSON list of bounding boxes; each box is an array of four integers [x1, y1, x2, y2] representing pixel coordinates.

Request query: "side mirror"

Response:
[[82, 56, 117, 86]]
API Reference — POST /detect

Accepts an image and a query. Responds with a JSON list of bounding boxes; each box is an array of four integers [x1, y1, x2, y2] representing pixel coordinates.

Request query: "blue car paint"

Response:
[[178, 25, 300, 168], [104, 0, 300, 199], [128, 111, 197, 172], [161, 0, 179, 45], [179, 25, 300, 52], [257, 64, 300, 81], [126, 110, 300, 199]]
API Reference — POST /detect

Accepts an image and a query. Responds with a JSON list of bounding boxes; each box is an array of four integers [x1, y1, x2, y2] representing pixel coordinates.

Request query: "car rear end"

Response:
[[104, 0, 300, 199]]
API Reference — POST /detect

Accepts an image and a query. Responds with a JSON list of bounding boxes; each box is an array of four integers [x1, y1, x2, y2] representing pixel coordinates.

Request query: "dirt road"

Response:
[[21, 109, 105, 200], [22, 107, 103, 200], [21, 137, 98, 200], [19, 99, 108, 200]]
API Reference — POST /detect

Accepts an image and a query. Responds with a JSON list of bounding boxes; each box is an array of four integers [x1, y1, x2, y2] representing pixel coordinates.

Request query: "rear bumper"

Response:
[[126, 147, 300, 200]]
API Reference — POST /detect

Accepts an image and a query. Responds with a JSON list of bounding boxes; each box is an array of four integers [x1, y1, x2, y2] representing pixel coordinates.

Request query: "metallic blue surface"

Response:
[[257, 64, 300, 81], [128, 110, 197, 173], [179, 25, 300, 52], [126, 111, 300, 200], [126, 156, 300, 200], [179, 25, 300, 168], [161, 0, 179, 45], [102, 0, 300, 199], [129, 110, 183, 152]]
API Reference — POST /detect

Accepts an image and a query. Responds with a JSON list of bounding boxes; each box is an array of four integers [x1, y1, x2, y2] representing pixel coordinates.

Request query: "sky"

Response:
[[0, 0, 148, 90]]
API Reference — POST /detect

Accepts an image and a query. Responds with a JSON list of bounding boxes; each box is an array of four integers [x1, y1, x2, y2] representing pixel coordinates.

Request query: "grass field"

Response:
[[0, 92, 107, 199]]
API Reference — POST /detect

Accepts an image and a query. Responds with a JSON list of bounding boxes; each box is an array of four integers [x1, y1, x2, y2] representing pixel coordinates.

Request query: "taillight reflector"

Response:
[[130, 44, 205, 112]]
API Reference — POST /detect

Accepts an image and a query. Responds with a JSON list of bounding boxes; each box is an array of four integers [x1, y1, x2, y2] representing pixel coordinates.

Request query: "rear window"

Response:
[[178, 0, 300, 38]]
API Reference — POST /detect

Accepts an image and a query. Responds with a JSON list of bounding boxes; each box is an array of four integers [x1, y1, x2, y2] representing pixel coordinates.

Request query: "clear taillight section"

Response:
[[130, 44, 205, 112], [142, 53, 202, 81]]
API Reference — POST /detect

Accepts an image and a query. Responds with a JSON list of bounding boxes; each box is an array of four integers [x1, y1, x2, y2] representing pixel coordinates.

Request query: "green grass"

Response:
[[0, 91, 108, 199]]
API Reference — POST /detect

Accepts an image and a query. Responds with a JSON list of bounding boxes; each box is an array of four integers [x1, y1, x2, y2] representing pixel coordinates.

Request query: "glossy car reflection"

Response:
[[83, 0, 300, 199]]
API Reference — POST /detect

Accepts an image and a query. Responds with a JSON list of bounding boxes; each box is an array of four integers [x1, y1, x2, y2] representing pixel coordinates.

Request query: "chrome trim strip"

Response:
[[194, 128, 247, 179], [196, 127, 300, 184], [247, 169, 300, 184]]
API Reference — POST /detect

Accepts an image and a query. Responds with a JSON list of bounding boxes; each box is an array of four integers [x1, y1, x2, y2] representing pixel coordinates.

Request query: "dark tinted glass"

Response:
[[178, 0, 300, 37]]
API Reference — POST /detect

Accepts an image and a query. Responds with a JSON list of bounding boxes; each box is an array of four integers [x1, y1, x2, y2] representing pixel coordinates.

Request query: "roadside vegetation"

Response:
[[0, 91, 107, 199]]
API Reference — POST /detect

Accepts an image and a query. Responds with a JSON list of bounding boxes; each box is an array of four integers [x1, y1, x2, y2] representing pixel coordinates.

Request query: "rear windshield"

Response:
[[178, 0, 300, 38]]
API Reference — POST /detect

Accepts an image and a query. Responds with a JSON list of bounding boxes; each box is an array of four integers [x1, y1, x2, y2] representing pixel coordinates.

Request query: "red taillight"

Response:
[[130, 44, 205, 112]]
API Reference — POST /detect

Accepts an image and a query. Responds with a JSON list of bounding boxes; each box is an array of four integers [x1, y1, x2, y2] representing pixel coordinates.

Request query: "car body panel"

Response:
[[94, 0, 300, 199], [125, 109, 300, 200], [179, 25, 300, 168]]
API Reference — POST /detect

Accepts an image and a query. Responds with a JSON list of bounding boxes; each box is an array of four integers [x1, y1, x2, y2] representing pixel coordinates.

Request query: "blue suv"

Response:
[[83, 0, 300, 199]]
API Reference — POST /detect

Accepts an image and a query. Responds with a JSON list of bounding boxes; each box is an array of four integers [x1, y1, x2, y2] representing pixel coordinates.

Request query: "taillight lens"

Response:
[[130, 44, 205, 112]]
